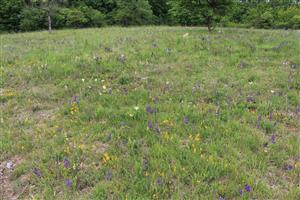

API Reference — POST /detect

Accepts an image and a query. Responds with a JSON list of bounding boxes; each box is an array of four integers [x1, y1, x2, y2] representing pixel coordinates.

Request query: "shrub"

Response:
[[19, 7, 46, 31]]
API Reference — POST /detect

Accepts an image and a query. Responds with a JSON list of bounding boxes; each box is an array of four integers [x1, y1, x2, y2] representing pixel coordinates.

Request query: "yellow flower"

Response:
[[103, 153, 110, 163]]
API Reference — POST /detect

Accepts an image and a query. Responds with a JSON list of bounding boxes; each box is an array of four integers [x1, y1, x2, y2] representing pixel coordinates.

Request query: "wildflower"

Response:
[[183, 116, 189, 124], [134, 106, 139, 111], [271, 133, 276, 144], [270, 90, 275, 94], [63, 158, 69, 168], [219, 196, 225, 200], [148, 121, 153, 130], [81, 79, 85, 82], [6, 161, 13, 169], [146, 105, 154, 114], [32, 168, 42, 177], [248, 81, 253, 85], [239, 189, 243, 196], [152, 43, 157, 48], [102, 85, 107, 90], [66, 179, 71, 188], [296, 107, 300, 114], [183, 33, 189, 37], [283, 164, 293, 171], [246, 96, 255, 103], [244, 184, 252, 192], [269, 113, 273, 120], [103, 153, 110, 163], [156, 177, 163, 186]]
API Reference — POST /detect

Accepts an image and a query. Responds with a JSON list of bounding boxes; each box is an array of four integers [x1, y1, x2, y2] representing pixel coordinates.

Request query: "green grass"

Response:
[[0, 27, 299, 200]]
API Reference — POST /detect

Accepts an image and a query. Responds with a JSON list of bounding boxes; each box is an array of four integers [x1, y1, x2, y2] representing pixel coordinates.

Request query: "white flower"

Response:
[[271, 90, 275, 94], [134, 106, 139, 111], [94, 78, 98, 82], [81, 78, 85, 82], [129, 113, 134, 117], [183, 33, 189, 37], [249, 81, 253, 85], [102, 85, 107, 90]]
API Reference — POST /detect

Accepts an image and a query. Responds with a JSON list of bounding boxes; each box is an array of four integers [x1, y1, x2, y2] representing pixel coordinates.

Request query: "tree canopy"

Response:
[[1, 0, 300, 32]]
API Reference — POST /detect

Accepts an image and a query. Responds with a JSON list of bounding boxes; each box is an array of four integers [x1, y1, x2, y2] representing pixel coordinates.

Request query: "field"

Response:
[[0, 27, 299, 199]]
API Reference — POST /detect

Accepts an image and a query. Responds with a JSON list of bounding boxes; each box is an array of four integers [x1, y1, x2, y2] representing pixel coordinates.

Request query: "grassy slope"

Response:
[[0, 27, 299, 199]]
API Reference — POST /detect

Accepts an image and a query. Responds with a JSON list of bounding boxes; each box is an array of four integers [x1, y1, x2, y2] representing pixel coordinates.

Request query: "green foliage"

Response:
[[169, 0, 232, 31], [0, 0, 24, 31], [19, 7, 47, 31], [113, 0, 155, 26], [1, 0, 300, 32]]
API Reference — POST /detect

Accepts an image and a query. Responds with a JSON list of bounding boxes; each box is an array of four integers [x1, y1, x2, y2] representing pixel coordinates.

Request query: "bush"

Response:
[[113, 0, 155, 26], [65, 8, 88, 28], [0, 0, 24, 31], [19, 7, 46, 31], [79, 6, 106, 27]]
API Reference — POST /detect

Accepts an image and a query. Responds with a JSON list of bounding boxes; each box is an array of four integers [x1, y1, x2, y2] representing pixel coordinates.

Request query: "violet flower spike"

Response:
[[63, 158, 69, 168], [66, 179, 71, 188], [271, 134, 276, 144], [148, 121, 153, 130], [244, 184, 252, 192]]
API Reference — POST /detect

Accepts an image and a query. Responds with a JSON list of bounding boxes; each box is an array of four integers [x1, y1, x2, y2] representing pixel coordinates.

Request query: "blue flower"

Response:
[[244, 184, 252, 192], [66, 179, 71, 188], [146, 105, 154, 114], [63, 158, 69, 168], [271, 134, 276, 144], [148, 121, 153, 130]]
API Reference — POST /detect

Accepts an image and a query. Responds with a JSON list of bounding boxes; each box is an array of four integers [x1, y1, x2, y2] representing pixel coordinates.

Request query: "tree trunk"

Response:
[[48, 13, 52, 33]]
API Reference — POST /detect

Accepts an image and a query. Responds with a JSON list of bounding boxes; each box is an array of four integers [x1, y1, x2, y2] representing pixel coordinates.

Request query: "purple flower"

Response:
[[269, 113, 273, 120], [146, 105, 154, 114], [239, 189, 243, 196], [246, 96, 255, 103], [271, 134, 276, 144], [32, 168, 42, 177], [152, 43, 157, 48], [66, 179, 71, 188], [63, 158, 69, 168], [296, 107, 300, 114], [219, 196, 226, 200], [244, 184, 252, 192], [71, 95, 80, 105], [283, 164, 293, 171], [156, 177, 163, 186], [183, 116, 189, 124], [148, 121, 153, 130]]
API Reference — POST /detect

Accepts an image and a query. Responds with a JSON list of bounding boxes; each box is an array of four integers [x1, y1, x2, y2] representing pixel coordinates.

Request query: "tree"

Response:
[[113, 0, 155, 26], [148, 0, 171, 24], [0, 0, 24, 31], [30, 0, 67, 32], [169, 0, 232, 32]]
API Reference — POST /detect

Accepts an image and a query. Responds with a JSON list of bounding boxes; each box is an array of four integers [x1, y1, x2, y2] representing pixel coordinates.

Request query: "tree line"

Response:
[[1, 0, 300, 32]]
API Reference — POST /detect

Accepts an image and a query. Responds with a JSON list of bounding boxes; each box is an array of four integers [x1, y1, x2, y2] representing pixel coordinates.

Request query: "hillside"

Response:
[[0, 27, 299, 199]]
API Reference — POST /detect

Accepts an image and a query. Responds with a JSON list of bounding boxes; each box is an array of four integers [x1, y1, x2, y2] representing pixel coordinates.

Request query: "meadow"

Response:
[[0, 27, 299, 199]]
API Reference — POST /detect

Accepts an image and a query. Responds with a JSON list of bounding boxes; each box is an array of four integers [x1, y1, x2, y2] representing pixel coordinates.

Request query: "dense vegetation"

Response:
[[1, 27, 299, 199], [1, 0, 300, 32]]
